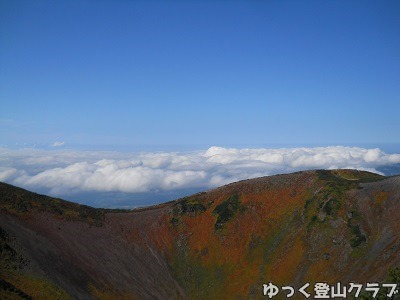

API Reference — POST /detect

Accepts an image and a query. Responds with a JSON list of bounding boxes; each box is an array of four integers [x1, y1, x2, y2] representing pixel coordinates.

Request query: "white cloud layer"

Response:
[[0, 146, 399, 195]]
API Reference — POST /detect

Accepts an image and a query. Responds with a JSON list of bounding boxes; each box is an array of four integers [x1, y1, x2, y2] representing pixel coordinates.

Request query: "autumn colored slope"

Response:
[[1, 169, 399, 299]]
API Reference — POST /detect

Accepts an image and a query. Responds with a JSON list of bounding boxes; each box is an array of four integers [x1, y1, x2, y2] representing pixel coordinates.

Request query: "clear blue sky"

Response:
[[1, 0, 399, 150]]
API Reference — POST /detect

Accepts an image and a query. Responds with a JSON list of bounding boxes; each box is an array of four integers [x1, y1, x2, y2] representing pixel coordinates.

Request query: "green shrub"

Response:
[[213, 194, 244, 229]]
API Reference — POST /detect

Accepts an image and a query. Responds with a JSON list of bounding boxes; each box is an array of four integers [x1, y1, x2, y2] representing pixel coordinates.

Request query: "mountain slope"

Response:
[[1, 170, 399, 299]]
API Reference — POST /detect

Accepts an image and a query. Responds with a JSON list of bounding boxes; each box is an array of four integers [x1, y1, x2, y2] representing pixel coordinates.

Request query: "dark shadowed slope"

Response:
[[1, 170, 399, 299], [0, 182, 182, 299]]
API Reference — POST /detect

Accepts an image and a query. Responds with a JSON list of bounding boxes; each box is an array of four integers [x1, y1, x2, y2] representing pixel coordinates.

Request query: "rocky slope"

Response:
[[0, 169, 399, 299]]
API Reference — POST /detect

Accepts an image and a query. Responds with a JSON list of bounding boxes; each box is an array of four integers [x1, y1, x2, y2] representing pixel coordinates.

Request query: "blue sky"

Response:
[[1, 0, 399, 150]]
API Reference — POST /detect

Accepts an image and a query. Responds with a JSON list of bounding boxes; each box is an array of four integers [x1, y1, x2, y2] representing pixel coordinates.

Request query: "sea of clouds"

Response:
[[1, 146, 400, 200]]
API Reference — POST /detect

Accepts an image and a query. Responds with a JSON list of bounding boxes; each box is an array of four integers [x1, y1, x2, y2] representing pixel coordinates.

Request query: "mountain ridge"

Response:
[[1, 169, 399, 299]]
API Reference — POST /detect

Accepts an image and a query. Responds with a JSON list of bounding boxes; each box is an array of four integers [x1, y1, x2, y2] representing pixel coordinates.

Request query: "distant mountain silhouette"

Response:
[[1, 169, 399, 299]]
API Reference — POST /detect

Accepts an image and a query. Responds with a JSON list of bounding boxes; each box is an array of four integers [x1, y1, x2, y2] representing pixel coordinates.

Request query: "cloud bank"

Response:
[[1, 146, 399, 196]]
